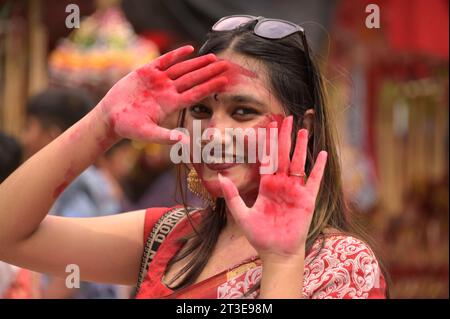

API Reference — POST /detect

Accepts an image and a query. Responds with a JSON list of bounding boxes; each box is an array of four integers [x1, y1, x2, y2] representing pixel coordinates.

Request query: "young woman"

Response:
[[0, 15, 387, 299]]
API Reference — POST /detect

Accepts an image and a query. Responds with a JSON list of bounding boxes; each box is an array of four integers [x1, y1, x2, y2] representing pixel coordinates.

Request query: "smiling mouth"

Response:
[[204, 151, 246, 162], [203, 152, 243, 171], [205, 162, 240, 171]]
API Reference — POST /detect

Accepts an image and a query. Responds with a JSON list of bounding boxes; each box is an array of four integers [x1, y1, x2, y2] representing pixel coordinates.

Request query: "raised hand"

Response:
[[218, 116, 328, 261], [98, 45, 229, 144]]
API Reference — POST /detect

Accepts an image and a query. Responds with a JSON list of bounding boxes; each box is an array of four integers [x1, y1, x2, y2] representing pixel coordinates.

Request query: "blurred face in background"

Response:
[[103, 141, 138, 181], [21, 116, 61, 159]]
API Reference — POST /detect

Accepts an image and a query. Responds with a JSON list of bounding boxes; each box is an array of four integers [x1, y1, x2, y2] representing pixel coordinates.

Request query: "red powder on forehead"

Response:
[[217, 60, 258, 87]]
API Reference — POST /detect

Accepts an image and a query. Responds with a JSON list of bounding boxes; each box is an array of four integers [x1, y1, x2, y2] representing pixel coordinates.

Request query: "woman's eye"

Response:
[[189, 105, 211, 118], [232, 107, 259, 118]]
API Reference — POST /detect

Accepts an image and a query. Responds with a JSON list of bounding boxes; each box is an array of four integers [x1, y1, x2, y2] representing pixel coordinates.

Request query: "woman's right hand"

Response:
[[0, 45, 229, 285], [98, 45, 229, 144]]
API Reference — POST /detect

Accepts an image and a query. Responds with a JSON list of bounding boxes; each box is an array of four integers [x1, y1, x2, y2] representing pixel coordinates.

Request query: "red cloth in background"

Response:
[[336, 0, 449, 59], [141, 31, 176, 53], [384, 0, 449, 59], [335, 0, 449, 175]]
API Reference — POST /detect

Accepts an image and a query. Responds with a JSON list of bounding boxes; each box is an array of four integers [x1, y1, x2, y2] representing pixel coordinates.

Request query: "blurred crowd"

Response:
[[0, 0, 448, 298]]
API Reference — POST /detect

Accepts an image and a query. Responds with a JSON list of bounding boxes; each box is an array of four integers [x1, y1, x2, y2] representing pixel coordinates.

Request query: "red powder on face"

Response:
[[193, 112, 283, 200], [265, 113, 284, 127], [217, 60, 258, 89], [191, 163, 222, 197], [202, 180, 223, 198]]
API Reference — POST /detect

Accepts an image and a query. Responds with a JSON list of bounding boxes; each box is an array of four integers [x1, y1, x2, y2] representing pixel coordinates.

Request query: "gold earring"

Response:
[[187, 168, 216, 209]]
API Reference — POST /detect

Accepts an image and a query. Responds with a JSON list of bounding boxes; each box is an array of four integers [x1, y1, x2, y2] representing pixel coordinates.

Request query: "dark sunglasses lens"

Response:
[[213, 16, 254, 31], [255, 21, 299, 39]]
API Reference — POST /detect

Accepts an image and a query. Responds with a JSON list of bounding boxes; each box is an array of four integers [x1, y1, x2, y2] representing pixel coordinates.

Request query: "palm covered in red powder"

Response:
[[99, 45, 229, 144], [218, 116, 328, 260]]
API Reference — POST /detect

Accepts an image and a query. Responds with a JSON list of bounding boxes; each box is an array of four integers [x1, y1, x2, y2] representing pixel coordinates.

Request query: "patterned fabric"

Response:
[[217, 235, 386, 299], [135, 207, 386, 299]]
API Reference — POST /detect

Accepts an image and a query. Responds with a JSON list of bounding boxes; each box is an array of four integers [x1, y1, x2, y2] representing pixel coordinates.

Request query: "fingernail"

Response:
[[299, 128, 308, 135], [180, 135, 190, 145]]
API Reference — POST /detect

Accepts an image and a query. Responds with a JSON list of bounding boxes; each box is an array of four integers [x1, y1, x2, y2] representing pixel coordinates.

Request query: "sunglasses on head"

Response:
[[211, 15, 311, 57], [213, 15, 304, 38], [205, 15, 315, 107]]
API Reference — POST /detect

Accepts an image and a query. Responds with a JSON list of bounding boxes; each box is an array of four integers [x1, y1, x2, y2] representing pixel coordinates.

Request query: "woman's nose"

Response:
[[207, 111, 238, 129], [203, 114, 235, 145]]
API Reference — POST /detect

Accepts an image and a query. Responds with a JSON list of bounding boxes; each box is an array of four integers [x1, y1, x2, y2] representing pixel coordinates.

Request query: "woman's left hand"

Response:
[[218, 116, 328, 263]]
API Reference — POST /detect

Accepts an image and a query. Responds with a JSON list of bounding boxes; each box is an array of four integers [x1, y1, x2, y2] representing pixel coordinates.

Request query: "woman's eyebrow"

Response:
[[224, 94, 267, 108]]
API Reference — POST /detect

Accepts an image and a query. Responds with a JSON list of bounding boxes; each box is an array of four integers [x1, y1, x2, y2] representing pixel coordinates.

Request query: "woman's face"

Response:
[[184, 51, 285, 201]]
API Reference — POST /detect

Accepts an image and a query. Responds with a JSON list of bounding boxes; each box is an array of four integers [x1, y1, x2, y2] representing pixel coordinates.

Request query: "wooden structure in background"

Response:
[[374, 67, 448, 216], [28, 0, 48, 97], [1, 2, 28, 138], [0, 0, 95, 138], [0, 0, 47, 138]]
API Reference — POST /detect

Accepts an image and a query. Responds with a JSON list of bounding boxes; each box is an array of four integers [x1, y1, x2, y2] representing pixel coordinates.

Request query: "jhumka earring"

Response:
[[187, 168, 216, 209]]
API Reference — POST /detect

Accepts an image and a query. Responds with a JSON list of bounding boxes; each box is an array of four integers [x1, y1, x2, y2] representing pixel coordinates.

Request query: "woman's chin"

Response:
[[202, 179, 223, 198], [202, 171, 240, 198], [199, 163, 259, 198]]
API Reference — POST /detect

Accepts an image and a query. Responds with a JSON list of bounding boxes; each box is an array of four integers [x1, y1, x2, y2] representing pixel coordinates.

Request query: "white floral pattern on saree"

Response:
[[217, 235, 385, 299]]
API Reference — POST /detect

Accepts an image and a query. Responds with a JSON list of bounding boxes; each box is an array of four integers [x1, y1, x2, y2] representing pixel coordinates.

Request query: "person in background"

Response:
[[96, 139, 137, 210], [0, 132, 22, 182], [21, 88, 123, 298], [120, 112, 203, 212]]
